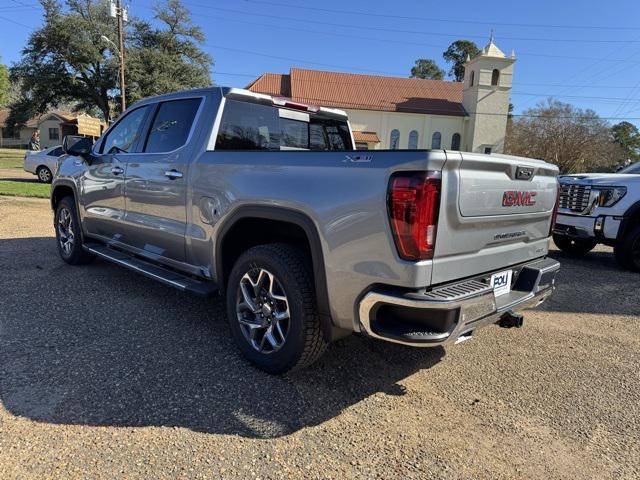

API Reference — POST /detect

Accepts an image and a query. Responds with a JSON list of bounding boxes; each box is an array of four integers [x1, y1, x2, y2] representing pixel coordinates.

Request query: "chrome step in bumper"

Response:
[[358, 257, 560, 347]]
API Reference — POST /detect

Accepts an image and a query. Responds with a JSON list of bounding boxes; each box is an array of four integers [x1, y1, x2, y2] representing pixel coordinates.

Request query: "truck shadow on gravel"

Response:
[[543, 249, 640, 316], [0, 237, 444, 439]]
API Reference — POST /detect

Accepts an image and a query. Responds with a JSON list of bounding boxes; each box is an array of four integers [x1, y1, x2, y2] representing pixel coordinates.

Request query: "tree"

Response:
[[442, 40, 480, 82], [611, 121, 640, 160], [8, 0, 212, 128], [409, 59, 445, 80], [0, 58, 9, 108], [126, 0, 212, 103], [505, 99, 626, 173], [10, 0, 119, 124]]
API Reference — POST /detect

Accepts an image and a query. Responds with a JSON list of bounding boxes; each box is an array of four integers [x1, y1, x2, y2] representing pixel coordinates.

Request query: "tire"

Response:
[[553, 234, 597, 255], [36, 166, 53, 184], [54, 196, 94, 265], [226, 243, 328, 374], [614, 226, 640, 272]]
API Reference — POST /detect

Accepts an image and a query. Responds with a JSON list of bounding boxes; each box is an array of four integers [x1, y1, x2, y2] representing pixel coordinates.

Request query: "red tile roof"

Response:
[[353, 131, 381, 143], [247, 68, 466, 117]]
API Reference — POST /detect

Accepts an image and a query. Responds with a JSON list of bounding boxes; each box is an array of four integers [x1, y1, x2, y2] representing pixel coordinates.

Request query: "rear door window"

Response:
[[215, 99, 353, 151], [144, 98, 201, 153], [215, 100, 279, 150]]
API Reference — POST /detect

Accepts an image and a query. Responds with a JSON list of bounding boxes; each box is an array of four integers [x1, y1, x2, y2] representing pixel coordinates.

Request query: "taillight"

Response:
[[549, 182, 560, 236], [388, 171, 441, 261]]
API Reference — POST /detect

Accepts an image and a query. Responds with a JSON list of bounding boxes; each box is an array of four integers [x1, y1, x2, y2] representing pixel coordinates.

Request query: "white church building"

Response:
[[247, 37, 515, 153]]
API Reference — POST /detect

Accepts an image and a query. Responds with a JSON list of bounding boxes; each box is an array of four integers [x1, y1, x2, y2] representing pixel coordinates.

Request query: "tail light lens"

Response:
[[388, 171, 441, 261], [549, 182, 560, 236]]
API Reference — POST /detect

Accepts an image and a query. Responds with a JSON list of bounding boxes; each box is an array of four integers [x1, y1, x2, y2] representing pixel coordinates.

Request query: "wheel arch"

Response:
[[50, 181, 78, 211], [215, 205, 335, 339]]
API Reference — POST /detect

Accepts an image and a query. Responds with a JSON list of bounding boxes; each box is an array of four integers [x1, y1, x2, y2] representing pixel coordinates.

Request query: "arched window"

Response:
[[408, 130, 419, 149], [390, 129, 400, 149], [491, 69, 500, 86], [431, 131, 441, 149], [451, 133, 461, 150], [470, 71, 475, 87]]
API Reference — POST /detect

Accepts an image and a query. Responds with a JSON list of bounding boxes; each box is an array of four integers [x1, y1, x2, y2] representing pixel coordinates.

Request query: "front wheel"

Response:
[[553, 234, 597, 255], [614, 226, 640, 272], [54, 196, 94, 265], [226, 243, 328, 374]]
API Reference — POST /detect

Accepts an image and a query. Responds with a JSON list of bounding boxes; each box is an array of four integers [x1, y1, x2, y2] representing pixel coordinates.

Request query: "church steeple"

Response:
[[481, 31, 506, 58], [461, 32, 516, 153]]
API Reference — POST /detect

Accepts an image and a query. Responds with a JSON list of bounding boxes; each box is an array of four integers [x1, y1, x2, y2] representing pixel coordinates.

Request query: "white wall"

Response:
[[345, 108, 465, 150], [38, 118, 62, 148]]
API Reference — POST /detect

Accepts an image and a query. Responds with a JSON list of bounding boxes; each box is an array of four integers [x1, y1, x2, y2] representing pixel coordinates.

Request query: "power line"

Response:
[[243, 0, 640, 32], [166, 4, 640, 63], [184, 2, 640, 45], [0, 15, 34, 29]]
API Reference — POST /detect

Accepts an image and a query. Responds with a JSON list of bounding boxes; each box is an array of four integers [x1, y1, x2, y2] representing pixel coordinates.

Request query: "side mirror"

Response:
[[63, 135, 94, 157]]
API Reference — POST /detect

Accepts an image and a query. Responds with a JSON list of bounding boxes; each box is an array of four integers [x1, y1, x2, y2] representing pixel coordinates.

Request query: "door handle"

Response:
[[164, 169, 183, 180], [111, 166, 124, 175]]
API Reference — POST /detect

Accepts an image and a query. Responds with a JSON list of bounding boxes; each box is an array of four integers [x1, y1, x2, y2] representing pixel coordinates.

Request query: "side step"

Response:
[[85, 244, 218, 296]]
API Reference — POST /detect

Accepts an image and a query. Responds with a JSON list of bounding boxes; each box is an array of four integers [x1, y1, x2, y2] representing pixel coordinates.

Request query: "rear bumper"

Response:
[[358, 257, 560, 347]]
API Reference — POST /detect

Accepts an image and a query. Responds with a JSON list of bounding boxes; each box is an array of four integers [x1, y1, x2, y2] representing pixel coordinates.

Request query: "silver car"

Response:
[[23, 145, 64, 183]]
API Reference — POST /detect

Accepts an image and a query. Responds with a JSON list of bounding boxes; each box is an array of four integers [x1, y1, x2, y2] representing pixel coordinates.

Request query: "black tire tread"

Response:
[[614, 226, 640, 272], [228, 243, 327, 373], [253, 243, 327, 372]]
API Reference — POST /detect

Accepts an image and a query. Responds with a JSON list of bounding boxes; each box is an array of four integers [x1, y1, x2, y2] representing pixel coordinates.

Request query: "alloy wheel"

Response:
[[57, 207, 75, 257], [235, 267, 290, 354], [39, 168, 51, 182]]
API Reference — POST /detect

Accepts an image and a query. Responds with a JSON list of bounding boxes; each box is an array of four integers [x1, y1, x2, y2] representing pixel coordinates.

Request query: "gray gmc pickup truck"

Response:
[[51, 87, 561, 373]]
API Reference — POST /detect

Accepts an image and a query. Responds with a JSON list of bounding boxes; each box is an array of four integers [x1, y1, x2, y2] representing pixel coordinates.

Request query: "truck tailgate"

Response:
[[431, 151, 558, 285]]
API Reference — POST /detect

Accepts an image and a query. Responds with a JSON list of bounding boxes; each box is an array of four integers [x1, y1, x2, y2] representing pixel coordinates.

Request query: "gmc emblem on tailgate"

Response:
[[502, 191, 537, 207]]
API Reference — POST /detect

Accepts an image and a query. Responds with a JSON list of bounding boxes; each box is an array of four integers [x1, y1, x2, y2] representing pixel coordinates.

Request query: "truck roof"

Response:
[[129, 86, 349, 120]]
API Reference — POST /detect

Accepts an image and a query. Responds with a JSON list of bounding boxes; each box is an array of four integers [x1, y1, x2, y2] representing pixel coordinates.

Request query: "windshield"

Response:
[[619, 162, 640, 174]]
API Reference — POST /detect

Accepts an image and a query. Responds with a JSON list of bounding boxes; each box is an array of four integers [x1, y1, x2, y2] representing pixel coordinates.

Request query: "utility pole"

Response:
[[117, 0, 126, 112], [109, 0, 128, 113]]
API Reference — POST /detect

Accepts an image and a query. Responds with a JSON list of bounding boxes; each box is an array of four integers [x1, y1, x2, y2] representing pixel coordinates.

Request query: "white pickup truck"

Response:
[[553, 161, 640, 271]]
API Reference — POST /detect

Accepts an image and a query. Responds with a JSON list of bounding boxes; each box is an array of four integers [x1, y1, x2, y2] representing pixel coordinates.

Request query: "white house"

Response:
[[247, 37, 515, 153], [0, 110, 105, 149]]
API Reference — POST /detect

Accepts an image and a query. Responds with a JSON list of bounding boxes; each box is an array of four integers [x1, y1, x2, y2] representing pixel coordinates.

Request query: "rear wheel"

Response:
[[614, 226, 640, 272], [553, 234, 597, 255], [37, 166, 52, 184], [226, 243, 327, 374], [54, 196, 94, 265]]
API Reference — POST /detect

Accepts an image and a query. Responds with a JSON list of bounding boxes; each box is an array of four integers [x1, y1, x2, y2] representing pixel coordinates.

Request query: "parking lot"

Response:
[[1, 195, 638, 479]]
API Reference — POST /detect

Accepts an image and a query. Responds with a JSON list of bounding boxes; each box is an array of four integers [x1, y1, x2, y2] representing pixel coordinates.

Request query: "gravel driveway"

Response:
[[1, 196, 638, 479]]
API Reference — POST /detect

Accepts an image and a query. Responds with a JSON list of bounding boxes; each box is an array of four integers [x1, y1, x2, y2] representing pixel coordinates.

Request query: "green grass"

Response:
[[0, 148, 27, 169], [0, 180, 50, 198]]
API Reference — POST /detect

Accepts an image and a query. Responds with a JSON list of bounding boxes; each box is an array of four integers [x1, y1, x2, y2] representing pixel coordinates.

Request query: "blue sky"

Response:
[[2, 0, 640, 125]]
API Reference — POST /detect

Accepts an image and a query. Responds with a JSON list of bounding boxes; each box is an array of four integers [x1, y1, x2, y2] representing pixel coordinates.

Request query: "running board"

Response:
[[85, 244, 218, 296]]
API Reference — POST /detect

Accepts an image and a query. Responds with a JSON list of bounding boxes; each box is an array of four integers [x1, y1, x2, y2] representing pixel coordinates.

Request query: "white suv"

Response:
[[553, 162, 640, 271]]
